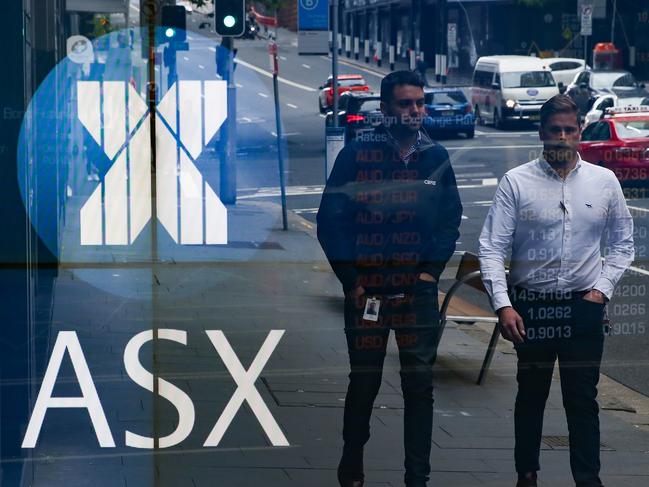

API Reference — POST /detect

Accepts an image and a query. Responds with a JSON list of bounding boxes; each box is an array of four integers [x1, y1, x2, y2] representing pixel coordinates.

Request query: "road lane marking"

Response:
[[319, 114, 326, 118], [235, 58, 317, 92], [454, 172, 494, 178], [628, 264, 649, 277], [279, 56, 287, 60], [446, 144, 541, 151], [475, 130, 537, 136], [183, 56, 190, 61], [238, 185, 324, 199], [258, 92, 269, 98], [457, 181, 498, 189], [198, 64, 205, 70], [236, 83, 243, 88], [301, 64, 311, 69], [454, 163, 486, 168], [627, 205, 649, 214], [208, 46, 216, 52], [463, 200, 493, 207], [320, 55, 385, 78], [270, 131, 300, 137], [239, 178, 499, 199], [287, 103, 298, 109]]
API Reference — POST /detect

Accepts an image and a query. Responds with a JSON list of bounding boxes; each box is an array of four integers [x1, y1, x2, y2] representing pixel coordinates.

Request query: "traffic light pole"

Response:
[[332, 0, 339, 127], [219, 37, 237, 204]]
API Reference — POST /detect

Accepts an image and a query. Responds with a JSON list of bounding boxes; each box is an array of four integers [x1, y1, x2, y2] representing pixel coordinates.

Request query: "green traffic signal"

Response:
[[214, 0, 245, 36]]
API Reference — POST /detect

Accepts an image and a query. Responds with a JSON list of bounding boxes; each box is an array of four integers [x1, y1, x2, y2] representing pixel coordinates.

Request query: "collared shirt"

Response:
[[385, 129, 422, 166], [478, 154, 635, 311]]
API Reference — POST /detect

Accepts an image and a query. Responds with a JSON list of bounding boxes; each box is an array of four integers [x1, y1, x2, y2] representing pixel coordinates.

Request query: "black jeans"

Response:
[[341, 281, 440, 486], [511, 289, 605, 486]]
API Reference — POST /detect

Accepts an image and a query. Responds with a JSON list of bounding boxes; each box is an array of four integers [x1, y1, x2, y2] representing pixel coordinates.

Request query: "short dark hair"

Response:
[[380, 70, 425, 103], [540, 94, 580, 127]]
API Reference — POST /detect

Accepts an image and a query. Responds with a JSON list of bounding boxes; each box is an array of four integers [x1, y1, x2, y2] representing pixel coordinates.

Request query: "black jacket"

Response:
[[317, 126, 463, 294]]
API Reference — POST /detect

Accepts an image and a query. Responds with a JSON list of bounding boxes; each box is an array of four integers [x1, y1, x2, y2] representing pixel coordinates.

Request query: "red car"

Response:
[[580, 106, 649, 183], [318, 74, 369, 113]]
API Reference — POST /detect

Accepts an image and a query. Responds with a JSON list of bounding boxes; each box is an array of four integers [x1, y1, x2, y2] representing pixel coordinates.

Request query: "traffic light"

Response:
[[214, 0, 245, 37], [161, 5, 187, 43]]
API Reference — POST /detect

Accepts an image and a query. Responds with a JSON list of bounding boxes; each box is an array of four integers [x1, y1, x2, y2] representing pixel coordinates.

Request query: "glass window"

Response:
[[576, 71, 590, 85], [501, 71, 556, 88], [614, 120, 649, 139], [563, 61, 582, 70], [353, 98, 381, 112], [591, 72, 637, 89], [598, 97, 615, 111], [473, 69, 494, 88], [581, 121, 611, 141], [424, 91, 467, 105], [338, 78, 367, 87]]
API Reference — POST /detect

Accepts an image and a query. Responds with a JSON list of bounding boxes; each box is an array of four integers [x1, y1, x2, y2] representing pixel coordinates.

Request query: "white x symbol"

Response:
[[77, 80, 228, 245], [204, 330, 289, 447]]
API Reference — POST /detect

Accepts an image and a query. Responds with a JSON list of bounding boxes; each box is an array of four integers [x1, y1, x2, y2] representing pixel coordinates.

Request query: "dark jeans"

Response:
[[340, 281, 440, 486], [511, 289, 605, 486]]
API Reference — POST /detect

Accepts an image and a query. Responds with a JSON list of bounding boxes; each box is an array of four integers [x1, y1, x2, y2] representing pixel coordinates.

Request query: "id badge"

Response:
[[363, 297, 381, 322]]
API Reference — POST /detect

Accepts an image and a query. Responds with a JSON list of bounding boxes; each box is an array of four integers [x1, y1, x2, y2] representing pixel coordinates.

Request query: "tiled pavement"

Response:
[[5, 200, 649, 486]]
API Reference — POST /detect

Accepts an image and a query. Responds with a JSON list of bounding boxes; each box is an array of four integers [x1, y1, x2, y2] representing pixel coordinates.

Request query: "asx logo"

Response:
[[77, 80, 228, 246], [22, 330, 289, 449]]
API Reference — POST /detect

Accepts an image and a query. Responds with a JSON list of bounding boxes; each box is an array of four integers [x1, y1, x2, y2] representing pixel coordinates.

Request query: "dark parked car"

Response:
[[325, 91, 382, 144], [566, 69, 648, 118], [423, 88, 475, 138]]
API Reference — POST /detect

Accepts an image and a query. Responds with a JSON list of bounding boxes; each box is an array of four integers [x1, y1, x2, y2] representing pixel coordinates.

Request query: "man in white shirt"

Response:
[[478, 95, 635, 487]]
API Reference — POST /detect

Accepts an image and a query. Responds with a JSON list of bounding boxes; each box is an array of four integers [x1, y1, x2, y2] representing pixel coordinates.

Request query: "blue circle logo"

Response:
[[17, 28, 287, 296]]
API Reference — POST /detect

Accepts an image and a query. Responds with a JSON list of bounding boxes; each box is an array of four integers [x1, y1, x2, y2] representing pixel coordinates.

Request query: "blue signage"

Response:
[[298, 0, 329, 31]]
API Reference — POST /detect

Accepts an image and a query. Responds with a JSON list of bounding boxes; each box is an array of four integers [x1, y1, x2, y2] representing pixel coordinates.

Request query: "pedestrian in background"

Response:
[[317, 70, 462, 487], [478, 94, 635, 487]]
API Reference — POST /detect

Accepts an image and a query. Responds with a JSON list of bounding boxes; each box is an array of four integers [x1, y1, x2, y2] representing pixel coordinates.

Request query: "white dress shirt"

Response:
[[479, 154, 635, 311]]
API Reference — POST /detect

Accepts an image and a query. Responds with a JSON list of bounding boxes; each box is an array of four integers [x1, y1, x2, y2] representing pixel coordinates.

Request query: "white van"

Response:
[[471, 55, 560, 128]]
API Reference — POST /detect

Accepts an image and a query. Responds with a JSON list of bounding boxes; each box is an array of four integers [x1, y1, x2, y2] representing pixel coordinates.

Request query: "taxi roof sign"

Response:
[[605, 105, 649, 116]]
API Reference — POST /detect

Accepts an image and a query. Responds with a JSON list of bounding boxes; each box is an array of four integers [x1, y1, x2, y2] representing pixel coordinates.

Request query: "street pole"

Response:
[[143, 0, 159, 454], [219, 37, 237, 204], [271, 14, 288, 231], [332, 0, 339, 127], [440, 0, 447, 84], [610, 0, 617, 44]]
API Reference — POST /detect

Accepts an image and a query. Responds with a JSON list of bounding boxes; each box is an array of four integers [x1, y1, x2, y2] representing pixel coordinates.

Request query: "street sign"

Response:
[[447, 23, 457, 49], [66, 35, 94, 64], [298, 0, 329, 54], [325, 127, 345, 181], [581, 4, 593, 36], [268, 41, 279, 75]]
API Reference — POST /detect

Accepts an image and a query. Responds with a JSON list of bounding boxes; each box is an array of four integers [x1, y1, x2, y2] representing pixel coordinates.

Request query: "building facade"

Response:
[[334, 0, 649, 81]]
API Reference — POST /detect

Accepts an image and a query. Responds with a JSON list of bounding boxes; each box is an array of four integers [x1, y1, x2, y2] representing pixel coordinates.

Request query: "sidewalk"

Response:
[[330, 50, 473, 88], [21, 200, 649, 487]]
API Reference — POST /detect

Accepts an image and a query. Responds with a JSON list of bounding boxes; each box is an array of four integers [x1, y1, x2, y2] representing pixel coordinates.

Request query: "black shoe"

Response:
[[338, 445, 364, 487], [516, 472, 538, 487], [337, 470, 364, 487]]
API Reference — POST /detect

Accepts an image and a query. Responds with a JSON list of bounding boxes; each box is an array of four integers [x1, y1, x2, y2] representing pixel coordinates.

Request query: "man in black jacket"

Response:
[[317, 71, 463, 487]]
